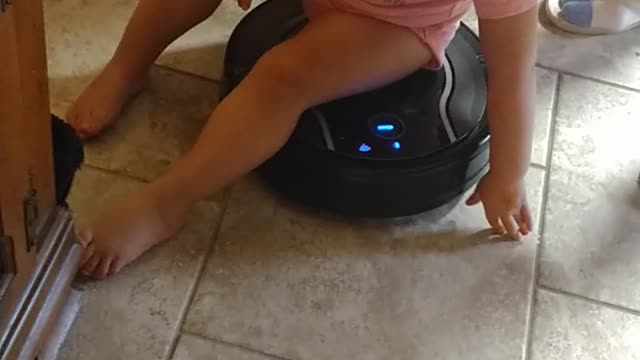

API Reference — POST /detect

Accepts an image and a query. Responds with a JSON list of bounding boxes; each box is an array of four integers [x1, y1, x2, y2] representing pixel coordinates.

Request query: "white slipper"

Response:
[[545, 0, 640, 35]]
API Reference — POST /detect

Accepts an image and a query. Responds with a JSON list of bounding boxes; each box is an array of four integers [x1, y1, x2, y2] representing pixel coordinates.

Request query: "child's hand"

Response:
[[237, 0, 252, 10], [466, 172, 533, 240]]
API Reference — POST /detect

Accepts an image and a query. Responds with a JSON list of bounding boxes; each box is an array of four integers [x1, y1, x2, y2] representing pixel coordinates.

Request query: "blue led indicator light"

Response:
[[392, 141, 401, 150], [376, 124, 395, 132], [359, 143, 372, 153]]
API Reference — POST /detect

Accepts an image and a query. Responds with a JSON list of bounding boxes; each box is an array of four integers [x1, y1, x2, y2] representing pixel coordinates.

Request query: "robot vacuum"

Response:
[[222, 0, 490, 218]]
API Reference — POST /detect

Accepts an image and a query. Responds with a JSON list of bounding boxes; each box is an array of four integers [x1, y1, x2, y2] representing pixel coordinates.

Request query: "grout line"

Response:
[[522, 72, 562, 360], [535, 63, 640, 94], [166, 333, 185, 360], [153, 64, 223, 85], [181, 330, 293, 360], [82, 163, 152, 184], [529, 162, 547, 171], [81, 57, 637, 360], [538, 285, 640, 318], [163, 188, 232, 360], [82, 166, 235, 359]]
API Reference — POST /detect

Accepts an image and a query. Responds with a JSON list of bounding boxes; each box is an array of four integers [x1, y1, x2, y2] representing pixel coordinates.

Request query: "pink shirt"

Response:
[[331, 0, 538, 28], [303, 0, 538, 68]]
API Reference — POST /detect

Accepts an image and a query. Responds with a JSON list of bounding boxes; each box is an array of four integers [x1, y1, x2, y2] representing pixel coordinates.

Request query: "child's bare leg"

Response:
[[66, 0, 223, 138], [79, 11, 432, 279]]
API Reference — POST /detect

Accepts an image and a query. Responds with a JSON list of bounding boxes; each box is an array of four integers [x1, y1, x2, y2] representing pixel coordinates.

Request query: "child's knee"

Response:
[[251, 45, 314, 102]]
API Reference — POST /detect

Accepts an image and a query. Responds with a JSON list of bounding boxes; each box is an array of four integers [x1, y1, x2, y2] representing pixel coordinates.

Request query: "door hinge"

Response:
[[0, 0, 11, 13], [23, 172, 40, 252], [0, 172, 44, 254], [0, 213, 12, 281]]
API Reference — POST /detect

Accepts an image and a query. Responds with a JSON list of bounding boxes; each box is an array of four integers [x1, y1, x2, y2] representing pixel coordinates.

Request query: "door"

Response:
[[0, 0, 82, 358], [0, 210, 12, 301]]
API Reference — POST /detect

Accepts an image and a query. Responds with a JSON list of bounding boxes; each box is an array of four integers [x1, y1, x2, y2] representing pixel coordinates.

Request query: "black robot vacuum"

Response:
[[222, 0, 490, 218]]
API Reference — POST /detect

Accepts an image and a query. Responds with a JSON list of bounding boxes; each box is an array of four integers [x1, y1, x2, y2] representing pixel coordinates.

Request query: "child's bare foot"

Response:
[[66, 62, 147, 139], [78, 185, 187, 279]]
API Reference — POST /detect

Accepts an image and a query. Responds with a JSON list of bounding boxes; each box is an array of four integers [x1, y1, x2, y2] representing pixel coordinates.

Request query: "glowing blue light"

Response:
[[392, 141, 401, 150], [358, 143, 372, 153], [376, 124, 395, 132]]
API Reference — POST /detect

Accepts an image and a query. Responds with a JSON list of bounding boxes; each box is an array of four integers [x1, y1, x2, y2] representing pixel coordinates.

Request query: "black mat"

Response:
[[51, 114, 84, 206]]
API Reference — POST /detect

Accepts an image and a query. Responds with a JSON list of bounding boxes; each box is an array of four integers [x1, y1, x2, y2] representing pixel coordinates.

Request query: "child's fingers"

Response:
[[514, 213, 528, 236], [487, 216, 504, 236], [502, 215, 521, 241], [520, 205, 534, 233]]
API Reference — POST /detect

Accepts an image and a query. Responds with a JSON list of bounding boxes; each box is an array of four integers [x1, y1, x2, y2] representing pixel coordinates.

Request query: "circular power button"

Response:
[[368, 113, 405, 139]]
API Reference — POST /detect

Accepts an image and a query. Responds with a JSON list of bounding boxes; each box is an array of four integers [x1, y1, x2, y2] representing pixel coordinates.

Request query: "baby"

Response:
[[70, 0, 539, 279]]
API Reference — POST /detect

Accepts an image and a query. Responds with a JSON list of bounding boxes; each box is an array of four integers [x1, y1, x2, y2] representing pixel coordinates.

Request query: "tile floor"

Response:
[[43, 0, 640, 359]]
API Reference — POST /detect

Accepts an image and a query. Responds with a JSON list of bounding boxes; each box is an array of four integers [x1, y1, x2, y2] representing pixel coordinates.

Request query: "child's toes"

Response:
[[108, 257, 124, 277], [82, 255, 100, 276], [93, 258, 113, 279], [71, 119, 91, 138], [66, 110, 92, 138], [79, 242, 95, 266], [64, 105, 78, 124], [65, 110, 83, 130], [75, 128, 91, 140]]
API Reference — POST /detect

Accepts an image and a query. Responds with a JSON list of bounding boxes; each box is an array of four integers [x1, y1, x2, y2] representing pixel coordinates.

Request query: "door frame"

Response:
[[0, 0, 83, 358]]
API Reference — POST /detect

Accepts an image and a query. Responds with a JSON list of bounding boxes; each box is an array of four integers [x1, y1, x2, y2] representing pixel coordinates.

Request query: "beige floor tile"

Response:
[[156, 1, 263, 80], [44, 0, 134, 79], [530, 289, 640, 360], [464, 4, 640, 90], [461, 7, 479, 34], [537, 8, 640, 90], [59, 168, 223, 360], [45, 0, 640, 90], [540, 76, 640, 310], [172, 334, 277, 360], [44, 0, 258, 80], [49, 66, 219, 182], [532, 68, 558, 166], [182, 167, 545, 360]]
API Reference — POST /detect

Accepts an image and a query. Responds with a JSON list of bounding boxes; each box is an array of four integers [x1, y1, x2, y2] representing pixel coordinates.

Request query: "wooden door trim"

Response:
[[0, 0, 59, 353]]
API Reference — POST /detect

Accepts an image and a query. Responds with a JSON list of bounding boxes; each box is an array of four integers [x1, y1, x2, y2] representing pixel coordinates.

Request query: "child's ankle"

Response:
[[105, 59, 150, 85], [148, 179, 194, 218]]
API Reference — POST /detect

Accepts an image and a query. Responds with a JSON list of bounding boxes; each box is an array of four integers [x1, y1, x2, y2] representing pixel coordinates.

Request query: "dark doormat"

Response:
[[51, 114, 84, 206]]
